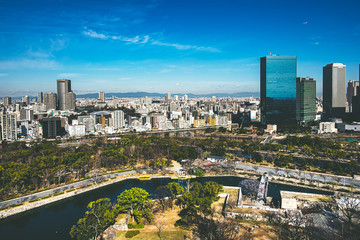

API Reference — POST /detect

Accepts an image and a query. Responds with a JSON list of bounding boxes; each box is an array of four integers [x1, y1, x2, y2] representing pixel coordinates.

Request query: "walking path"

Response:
[[234, 162, 359, 188]]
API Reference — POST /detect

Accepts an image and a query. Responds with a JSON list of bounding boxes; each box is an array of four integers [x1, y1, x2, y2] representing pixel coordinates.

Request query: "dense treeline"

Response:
[[1, 134, 359, 200], [0, 135, 224, 200]]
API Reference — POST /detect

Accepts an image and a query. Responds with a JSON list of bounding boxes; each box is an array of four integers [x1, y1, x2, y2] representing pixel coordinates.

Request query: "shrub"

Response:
[[54, 192, 65, 196], [339, 188, 350, 192], [134, 223, 144, 229], [125, 230, 140, 238], [12, 203, 24, 207], [128, 223, 144, 229]]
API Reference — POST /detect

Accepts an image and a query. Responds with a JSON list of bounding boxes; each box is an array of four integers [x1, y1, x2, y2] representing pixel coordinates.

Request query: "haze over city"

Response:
[[1, 0, 359, 97]]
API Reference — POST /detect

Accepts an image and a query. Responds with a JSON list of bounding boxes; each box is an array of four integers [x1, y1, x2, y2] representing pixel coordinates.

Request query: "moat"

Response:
[[0, 176, 332, 240]]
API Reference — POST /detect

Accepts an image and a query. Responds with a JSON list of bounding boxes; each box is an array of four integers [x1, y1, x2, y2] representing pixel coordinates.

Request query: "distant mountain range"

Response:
[[1, 91, 260, 99], [77, 92, 260, 99]]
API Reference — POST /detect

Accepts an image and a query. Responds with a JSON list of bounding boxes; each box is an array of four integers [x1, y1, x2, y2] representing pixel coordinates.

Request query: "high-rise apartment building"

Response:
[[0, 112, 17, 141], [296, 77, 316, 123], [44, 92, 57, 110], [57, 79, 76, 110], [323, 63, 346, 118], [111, 110, 125, 129], [66, 92, 76, 110], [2, 97, 11, 107], [20, 109, 34, 121], [40, 117, 65, 139], [347, 80, 359, 112], [22, 95, 30, 105], [99, 91, 105, 102], [260, 55, 297, 124], [37, 92, 43, 103], [165, 93, 171, 102]]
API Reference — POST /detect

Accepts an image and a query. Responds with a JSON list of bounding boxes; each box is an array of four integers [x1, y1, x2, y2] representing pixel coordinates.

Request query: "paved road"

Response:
[[0, 170, 136, 209], [234, 162, 360, 188]]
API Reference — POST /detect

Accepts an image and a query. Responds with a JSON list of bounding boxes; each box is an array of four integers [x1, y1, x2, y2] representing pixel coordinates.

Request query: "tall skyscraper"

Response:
[[44, 92, 57, 110], [99, 91, 105, 102], [37, 91, 43, 103], [2, 97, 11, 107], [323, 63, 346, 118], [57, 79, 76, 110], [347, 80, 359, 111], [260, 55, 297, 124], [296, 77, 316, 123], [0, 112, 17, 141]]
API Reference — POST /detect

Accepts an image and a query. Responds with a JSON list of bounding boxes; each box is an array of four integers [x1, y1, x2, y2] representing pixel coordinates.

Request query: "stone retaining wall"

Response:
[[0, 176, 138, 219]]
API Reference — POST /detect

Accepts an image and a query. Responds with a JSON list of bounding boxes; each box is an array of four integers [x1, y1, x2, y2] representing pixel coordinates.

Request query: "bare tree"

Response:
[[284, 169, 291, 178], [55, 167, 66, 184], [275, 212, 315, 240], [320, 174, 327, 184], [88, 169, 102, 184], [154, 186, 170, 211], [308, 172, 315, 183], [338, 197, 360, 225], [155, 217, 167, 240], [191, 216, 244, 240], [274, 167, 281, 176]]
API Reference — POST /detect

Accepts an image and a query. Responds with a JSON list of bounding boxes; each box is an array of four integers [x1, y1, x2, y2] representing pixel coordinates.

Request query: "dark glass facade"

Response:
[[296, 77, 316, 123], [260, 55, 297, 124]]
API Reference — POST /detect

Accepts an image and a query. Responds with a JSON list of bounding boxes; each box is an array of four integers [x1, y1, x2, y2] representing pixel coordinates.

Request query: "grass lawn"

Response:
[[116, 230, 187, 240], [115, 206, 191, 240]]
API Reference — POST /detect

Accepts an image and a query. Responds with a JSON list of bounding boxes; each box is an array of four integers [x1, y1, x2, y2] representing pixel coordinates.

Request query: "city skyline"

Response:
[[0, 0, 359, 97]]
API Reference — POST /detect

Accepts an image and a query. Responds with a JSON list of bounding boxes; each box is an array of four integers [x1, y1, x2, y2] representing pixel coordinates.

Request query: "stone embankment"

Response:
[[0, 176, 139, 219]]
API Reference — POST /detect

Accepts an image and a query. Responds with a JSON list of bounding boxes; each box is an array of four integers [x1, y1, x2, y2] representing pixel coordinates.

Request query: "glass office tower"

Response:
[[260, 55, 297, 125], [296, 77, 316, 123]]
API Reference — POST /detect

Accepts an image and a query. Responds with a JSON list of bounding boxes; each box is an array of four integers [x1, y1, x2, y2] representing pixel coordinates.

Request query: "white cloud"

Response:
[[83, 30, 148, 44], [0, 73, 8, 77], [83, 30, 108, 39], [118, 77, 132, 81], [159, 69, 173, 73], [82, 29, 220, 52], [0, 59, 60, 70], [151, 40, 221, 53], [57, 73, 82, 78]]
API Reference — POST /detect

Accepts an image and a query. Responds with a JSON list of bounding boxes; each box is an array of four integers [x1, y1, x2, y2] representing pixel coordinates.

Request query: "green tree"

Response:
[[168, 182, 184, 210], [116, 187, 152, 223], [70, 198, 115, 240]]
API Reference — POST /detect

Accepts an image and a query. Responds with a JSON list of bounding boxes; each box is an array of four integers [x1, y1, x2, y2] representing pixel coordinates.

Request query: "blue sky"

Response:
[[0, 0, 359, 96]]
